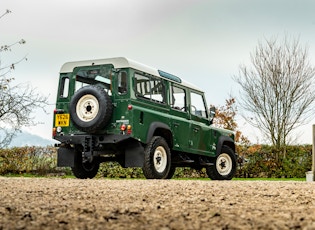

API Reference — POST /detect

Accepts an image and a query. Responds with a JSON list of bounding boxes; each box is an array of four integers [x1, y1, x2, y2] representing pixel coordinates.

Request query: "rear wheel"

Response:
[[206, 145, 236, 180], [71, 147, 100, 179], [142, 136, 171, 179], [166, 166, 176, 179]]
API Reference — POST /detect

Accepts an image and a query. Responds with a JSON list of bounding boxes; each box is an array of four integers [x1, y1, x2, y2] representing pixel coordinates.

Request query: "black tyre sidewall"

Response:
[[70, 85, 112, 133], [142, 136, 171, 179], [71, 147, 100, 179], [206, 145, 236, 180], [166, 166, 176, 179]]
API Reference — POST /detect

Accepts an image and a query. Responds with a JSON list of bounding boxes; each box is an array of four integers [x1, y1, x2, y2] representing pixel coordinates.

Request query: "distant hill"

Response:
[[9, 131, 57, 147]]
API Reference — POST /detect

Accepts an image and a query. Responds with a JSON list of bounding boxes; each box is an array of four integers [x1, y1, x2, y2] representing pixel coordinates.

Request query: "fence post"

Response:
[[312, 125, 315, 181]]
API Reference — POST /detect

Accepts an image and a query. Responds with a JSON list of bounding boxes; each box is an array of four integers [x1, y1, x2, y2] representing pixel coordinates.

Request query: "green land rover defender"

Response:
[[53, 57, 237, 179]]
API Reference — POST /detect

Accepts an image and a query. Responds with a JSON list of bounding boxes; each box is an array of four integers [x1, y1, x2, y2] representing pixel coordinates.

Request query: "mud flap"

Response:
[[57, 147, 75, 167], [124, 142, 144, 167]]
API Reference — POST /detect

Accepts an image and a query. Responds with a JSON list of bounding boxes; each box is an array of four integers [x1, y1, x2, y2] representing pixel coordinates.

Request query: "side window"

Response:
[[190, 92, 208, 118], [134, 73, 165, 103], [118, 71, 127, 95], [170, 84, 186, 112], [134, 74, 150, 99], [60, 77, 69, 98]]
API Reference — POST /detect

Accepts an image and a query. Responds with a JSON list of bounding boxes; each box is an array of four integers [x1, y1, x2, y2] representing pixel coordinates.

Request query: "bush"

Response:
[[0, 146, 67, 175], [0, 145, 312, 178], [97, 162, 144, 178], [96, 163, 208, 179], [236, 145, 312, 178]]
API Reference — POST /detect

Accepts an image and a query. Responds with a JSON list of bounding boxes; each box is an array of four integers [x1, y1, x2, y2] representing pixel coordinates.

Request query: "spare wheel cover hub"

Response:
[[76, 94, 99, 122]]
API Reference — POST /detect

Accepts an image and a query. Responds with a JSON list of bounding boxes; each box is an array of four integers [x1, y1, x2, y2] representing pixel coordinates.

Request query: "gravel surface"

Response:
[[0, 177, 314, 229]]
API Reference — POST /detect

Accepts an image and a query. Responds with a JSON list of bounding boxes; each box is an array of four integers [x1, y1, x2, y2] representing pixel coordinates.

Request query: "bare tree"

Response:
[[234, 35, 315, 151], [0, 9, 48, 147], [0, 9, 27, 77]]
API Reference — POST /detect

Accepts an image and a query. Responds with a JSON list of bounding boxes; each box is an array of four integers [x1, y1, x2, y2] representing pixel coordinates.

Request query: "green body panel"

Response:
[[169, 109, 190, 151], [53, 62, 234, 160]]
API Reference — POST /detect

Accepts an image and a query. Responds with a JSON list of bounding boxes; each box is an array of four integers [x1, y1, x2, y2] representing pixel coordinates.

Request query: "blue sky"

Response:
[[1, 0, 315, 144]]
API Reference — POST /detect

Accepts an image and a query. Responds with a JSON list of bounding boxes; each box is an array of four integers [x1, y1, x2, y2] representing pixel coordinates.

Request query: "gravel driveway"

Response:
[[0, 177, 314, 229]]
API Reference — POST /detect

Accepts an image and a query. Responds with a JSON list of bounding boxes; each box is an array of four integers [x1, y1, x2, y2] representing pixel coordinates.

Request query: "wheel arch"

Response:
[[146, 122, 173, 148], [216, 135, 235, 156]]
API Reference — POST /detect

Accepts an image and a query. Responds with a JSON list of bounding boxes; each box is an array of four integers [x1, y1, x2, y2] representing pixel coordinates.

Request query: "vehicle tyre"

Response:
[[166, 166, 176, 179], [69, 85, 112, 133], [71, 146, 100, 179], [142, 136, 171, 179], [206, 145, 236, 180]]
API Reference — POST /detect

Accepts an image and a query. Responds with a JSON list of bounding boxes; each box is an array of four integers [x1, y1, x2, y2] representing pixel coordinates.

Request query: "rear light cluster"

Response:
[[119, 104, 133, 134], [52, 109, 64, 137], [120, 124, 132, 134], [52, 127, 57, 137], [52, 127, 62, 137]]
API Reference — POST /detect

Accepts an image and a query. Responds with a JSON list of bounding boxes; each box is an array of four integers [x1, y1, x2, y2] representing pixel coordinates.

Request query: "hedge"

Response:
[[0, 145, 312, 178]]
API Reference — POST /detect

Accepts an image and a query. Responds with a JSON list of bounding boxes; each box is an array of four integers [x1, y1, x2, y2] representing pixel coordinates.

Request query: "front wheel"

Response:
[[206, 145, 236, 180], [142, 136, 171, 179]]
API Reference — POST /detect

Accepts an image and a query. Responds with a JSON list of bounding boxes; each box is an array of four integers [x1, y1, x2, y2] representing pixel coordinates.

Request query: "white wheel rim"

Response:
[[153, 146, 167, 173], [76, 94, 99, 122], [216, 153, 232, 176]]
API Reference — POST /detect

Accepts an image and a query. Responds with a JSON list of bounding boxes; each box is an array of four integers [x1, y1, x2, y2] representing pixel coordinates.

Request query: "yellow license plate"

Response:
[[55, 114, 70, 127]]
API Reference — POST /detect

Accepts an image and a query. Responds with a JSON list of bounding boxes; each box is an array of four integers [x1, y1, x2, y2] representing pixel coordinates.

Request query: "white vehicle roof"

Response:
[[60, 57, 203, 92]]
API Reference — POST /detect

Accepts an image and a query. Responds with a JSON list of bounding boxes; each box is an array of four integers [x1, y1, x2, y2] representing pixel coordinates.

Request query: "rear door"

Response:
[[169, 84, 190, 151]]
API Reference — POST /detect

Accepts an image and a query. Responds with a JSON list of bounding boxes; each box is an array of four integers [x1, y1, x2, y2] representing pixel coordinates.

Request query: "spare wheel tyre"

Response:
[[69, 85, 112, 133]]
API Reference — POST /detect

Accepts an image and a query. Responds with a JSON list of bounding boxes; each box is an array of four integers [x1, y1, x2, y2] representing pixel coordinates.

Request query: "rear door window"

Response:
[[170, 84, 186, 112], [74, 66, 112, 95]]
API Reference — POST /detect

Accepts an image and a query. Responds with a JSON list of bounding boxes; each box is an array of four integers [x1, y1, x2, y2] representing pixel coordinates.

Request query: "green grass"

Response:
[[232, 177, 305, 181], [1, 173, 75, 179], [0, 173, 307, 181]]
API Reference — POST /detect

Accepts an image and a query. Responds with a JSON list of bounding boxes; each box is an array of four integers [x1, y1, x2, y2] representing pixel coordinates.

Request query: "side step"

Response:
[[172, 153, 194, 164], [198, 157, 214, 166], [172, 153, 215, 167]]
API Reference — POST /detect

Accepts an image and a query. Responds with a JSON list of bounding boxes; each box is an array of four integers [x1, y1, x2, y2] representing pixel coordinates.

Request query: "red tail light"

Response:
[[52, 127, 57, 137], [120, 124, 127, 131]]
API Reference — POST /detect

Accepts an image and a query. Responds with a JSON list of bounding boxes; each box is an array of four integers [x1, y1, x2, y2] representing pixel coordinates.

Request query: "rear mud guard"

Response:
[[57, 147, 75, 167], [124, 142, 144, 167]]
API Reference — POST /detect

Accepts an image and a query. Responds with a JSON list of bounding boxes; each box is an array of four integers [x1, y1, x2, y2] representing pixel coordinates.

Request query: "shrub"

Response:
[[0, 145, 311, 178], [236, 145, 312, 178], [0, 146, 67, 175], [97, 162, 144, 178]]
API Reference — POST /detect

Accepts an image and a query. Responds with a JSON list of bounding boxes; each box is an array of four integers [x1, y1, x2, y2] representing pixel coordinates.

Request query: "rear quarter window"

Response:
[[134, 73, 166, 104]]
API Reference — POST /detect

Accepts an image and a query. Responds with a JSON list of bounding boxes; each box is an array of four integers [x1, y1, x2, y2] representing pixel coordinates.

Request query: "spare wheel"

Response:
[[69, 85, 112, 133]]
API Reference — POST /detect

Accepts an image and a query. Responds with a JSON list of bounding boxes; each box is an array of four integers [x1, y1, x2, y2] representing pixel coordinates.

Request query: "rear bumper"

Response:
[[55, 134, 144, 168], [54, 133, 132, 146]]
